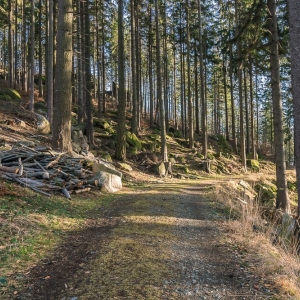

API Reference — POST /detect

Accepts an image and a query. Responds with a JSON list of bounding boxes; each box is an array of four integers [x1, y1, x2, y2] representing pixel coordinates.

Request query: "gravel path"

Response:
[[165, 185, 277, 299], [15, 182, 283, 299]]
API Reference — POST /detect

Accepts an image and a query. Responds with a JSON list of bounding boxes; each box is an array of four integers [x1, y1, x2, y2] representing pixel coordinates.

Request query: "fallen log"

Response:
[[0, 165, 19, 173]]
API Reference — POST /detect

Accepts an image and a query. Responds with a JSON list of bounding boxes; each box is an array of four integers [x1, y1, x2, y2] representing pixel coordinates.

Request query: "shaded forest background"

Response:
[[0, 0, 296, 211]]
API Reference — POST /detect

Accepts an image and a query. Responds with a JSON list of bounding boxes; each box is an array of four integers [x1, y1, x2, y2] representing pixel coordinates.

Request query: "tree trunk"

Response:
[[131, 0, 138, 133], [38, 0, 43, 97], [21, 0, 28, 92], [249, 55, 256, 159], [198, 0, 207, 158], [194, 51, 200, 135], [186, 0, 194, 149], [223, 60, 229, 141], [52, 0, 73, 153], [8, 0, 14, 88], [229, 44, 237, 153], [47, 0, 54, 128], [148, 2, 154, 128], [288, 0, 300, 215], [244, 68, 250, 154], [155, 0, 168, 162], [29, 0, 35, 112], [235, 0, 246, 170], [84, 0, 94, 145], [267, 0, 289, 212], [116, 0, 126, 161]]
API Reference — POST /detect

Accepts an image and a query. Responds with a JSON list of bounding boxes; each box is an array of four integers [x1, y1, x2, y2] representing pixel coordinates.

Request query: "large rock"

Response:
[[36, 114, 51, 134], [90, 161, 123, 192], [88, 171, 122, 193], [155, 162, 166, 177], [71, 128, 89, 153], [92, 162, 122, 178], [126, 131, 142, 151]]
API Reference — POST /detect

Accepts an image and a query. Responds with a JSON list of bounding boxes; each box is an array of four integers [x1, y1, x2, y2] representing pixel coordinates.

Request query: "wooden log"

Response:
[[18, 157, 24, 176], [34, 159, 47, 172], [46, 152, 67, 169], [72, 188, 91, 194], [26, 171, 50, 179], [0, 165, 19, 173], [61, 188, 71, 199]]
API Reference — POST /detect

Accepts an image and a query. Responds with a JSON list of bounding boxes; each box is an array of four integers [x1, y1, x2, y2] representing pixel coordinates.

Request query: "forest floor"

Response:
[[2, 177, 299, 300], [1, 97, 300, 299]]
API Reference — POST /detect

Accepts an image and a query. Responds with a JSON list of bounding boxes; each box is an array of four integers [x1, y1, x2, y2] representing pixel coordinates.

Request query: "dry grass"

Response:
[[213, 179, 300, 299]]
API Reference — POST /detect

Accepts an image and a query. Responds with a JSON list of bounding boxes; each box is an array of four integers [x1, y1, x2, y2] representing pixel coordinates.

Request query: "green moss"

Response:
[[1, 88, 21, 102], [126, 131, 142, 151], [247, 159, 260, 172], [174, 130, 183, 138], [129, 146, 138, 154], [255, 182, 276, 207], [178, 156, 186, 163], [102, 152, 112, 162], [0, 94, 12, 102], [207, 153, 215, 160], [34, 101, 47, 114], [196, 152, 204, 159], [179, 165, 190, 174], [287, 181, 297, 192]]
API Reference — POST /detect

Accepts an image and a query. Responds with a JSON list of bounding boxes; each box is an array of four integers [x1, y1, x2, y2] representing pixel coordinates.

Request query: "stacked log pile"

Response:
[[0, 144, 122, 198]]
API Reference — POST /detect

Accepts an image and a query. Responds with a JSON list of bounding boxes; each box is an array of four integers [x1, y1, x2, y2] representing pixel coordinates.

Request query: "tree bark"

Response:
[[155, 0, 168, 162], [198, 0, 207, 158], [47, 0, 54, 128], [267, 0, 289, 212], [288, 0, 300, 214], [52, 0, 73, 152], [116, 0, 126, 161], [186, 0, 194, 149], [84, 0, 94, 145], [29, 0, 35, 112]]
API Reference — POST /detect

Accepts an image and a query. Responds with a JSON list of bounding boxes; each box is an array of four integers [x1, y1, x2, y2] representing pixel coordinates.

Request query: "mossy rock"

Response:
[[126, 131, 142, 151], [146, 141, 156, 152], [149, 134, 160, 141], [102, 152, 112, 162], [34, 101, 47, 114], [207, 153, 215, 160], [117, 162, 133, 172], [178, 156, 186, 163], [0, 88, 21, 102], [129, 146, 138, 154], [72, 123, 86, 134], [179, 165, 190, 174], [167, 132, 174, 138], [247, 159, 260, 172], [169, 157, 177, 164], [94, 118, 111, 129], [0, 94, 13, 102], [155, 162, 166, 177], [196, 152, 204, 159], [105, 127, 115, 135], [174, 130, 183, 138], [255, 182, 276, 207], [287, 181, 297, 192]]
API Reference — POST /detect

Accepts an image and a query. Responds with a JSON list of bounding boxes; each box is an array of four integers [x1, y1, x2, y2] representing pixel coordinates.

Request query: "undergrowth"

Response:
[[0, 180, 114, 296], [213, 179, 300, 299]]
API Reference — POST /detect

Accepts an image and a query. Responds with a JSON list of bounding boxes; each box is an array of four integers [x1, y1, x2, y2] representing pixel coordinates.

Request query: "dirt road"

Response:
[[15, 181, 281, 299]]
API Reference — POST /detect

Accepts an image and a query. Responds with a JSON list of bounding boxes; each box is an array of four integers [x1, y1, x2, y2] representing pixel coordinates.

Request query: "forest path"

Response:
[[16, 180, 281, 300]]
